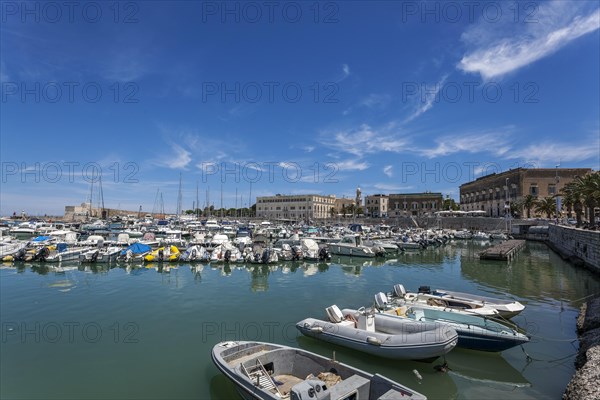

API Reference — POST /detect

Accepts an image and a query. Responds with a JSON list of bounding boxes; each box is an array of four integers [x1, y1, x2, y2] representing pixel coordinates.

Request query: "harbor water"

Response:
[[1, 241, 599, 399]]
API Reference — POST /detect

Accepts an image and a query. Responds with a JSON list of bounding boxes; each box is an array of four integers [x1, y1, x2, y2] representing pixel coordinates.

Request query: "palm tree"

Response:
[[329, 207, 336, 218], [535, 196, 556, 218], [561, 182, 580, 222], [574, 172, 600, 226], [521, 194, 536, 219]]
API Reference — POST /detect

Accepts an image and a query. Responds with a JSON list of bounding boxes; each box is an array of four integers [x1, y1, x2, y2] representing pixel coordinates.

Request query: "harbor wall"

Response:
[[547, 225, 600, 274], [563, 297, 600, 400], [324, 216, 547, 233]]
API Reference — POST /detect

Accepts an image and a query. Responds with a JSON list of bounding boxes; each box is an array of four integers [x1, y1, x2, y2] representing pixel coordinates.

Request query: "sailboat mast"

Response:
[[176, 173, 183, 218], [196, 180, 199, 219]]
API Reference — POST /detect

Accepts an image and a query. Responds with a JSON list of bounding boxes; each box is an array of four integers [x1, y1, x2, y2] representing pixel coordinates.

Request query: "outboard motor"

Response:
[[261, 248, 270, 264], [318, 247, 330, 261], [418, 286, 431, 294], [14, 248, 27, 261], [35, 246, 50, 262], [393, 284, 406, 298], [374, 292, 388, 310], [90, 250, 99, 263], [291, 246, 301, 261], [224, 249, 231, 263], [158, 249, 164, 262]]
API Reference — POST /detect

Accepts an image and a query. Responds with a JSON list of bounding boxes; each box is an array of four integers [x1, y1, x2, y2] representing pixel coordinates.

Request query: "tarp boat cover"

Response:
[[120, 243, 152, 255]]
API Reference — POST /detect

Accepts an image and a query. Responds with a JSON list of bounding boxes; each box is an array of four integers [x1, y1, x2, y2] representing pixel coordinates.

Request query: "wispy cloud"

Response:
[[343, 93, 392, 115], [163, 144, 191, 169], [342, 64, 350, 77], [404, 74, 448, 123], [334, 159, 370, 171], [417, 130, 513, 158], [383, 165, 393, 177], [459, 3, 600, 79], [320, 124, 410, 157], [506, 137, 600, 165]]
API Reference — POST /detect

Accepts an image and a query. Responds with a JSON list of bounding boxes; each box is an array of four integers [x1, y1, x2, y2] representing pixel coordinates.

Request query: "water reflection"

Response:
[[445, 349, 530, 387], [460, 242, 600, 308]]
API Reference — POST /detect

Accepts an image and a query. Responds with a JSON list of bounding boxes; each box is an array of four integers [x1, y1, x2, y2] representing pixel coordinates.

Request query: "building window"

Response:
[[530, 185, 538, 196], [548, 184, 556, 195]]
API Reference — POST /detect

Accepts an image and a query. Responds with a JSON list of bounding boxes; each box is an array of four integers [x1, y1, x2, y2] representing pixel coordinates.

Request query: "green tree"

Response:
[[574, 172, 600, 226], [535, 196, 557, 218], [330, 207, 336, 218], [521, 194, 536, 219]]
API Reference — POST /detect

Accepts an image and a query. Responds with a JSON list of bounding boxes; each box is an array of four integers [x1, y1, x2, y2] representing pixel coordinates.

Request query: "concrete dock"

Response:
[[479, 240, 526, 261]]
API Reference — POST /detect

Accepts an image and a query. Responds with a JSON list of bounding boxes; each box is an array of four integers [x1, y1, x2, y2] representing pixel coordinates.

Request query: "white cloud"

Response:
[[163, 144, 191, 169], [459, 4, 600, 79], [404, 75, 448, 123], [417, 130, 513, 158], [506, 138, 600, 164], [383, 165, 393, 177], [342, 64, 350, 77], [334, 159, 370, 171], [320, 124, 410, 157]]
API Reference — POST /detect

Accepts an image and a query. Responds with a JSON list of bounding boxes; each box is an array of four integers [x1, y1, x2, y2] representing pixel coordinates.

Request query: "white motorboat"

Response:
[[79, 246, 122, 263], [392, 284, 525, 318], [44, 243, 91, 263], [373, 293, 529, 352], [328, 235, 378, 258], [296, 305, 458, 361], [388, 285, 500, 317], [212, 340, 427, 400]]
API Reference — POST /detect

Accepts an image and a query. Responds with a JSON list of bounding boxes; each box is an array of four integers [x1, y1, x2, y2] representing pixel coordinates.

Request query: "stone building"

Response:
[[256, 194, 336, 220], [334, 197, 355, 214], [459, 168, 592, 217], [388, 192, 443, 217], [365, 194, 389, 217]]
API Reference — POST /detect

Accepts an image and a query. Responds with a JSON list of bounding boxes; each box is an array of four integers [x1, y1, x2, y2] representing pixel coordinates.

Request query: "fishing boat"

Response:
[[390, 284, 524, 318], [388, 285, 499, 317], [212, 340, 427, 400], [296, 305, 457, 361], [373, 293, 529, 352]]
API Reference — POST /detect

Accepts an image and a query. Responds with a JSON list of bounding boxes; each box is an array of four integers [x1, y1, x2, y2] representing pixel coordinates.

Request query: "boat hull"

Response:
[[402, 306, 529, 352], [296, 316, 457, 361]]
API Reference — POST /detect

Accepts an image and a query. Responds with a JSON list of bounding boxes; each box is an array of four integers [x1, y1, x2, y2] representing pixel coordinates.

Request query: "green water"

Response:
[[1, 242, 599, 399]]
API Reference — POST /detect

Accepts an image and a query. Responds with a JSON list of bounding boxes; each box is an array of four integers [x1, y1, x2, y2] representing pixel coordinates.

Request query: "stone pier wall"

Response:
[[547, 225, 600, 274], [563, 297, 600, 399]]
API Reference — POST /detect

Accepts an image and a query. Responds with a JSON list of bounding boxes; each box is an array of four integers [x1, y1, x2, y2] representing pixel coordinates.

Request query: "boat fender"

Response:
[[310, 326, 323, 333], [366, 336, 381, 346], [413, 369, 423, 381]]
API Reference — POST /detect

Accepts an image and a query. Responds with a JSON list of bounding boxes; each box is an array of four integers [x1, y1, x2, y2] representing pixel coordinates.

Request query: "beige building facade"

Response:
[[388, 193, 443, 217], [459, 168, 592, 217], [365, 194, 389, 217], [256, 194, 336, 220]]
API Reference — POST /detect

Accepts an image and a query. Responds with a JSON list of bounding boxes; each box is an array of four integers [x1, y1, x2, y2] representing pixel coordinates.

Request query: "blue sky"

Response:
[[1, 0, 599, 216]]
